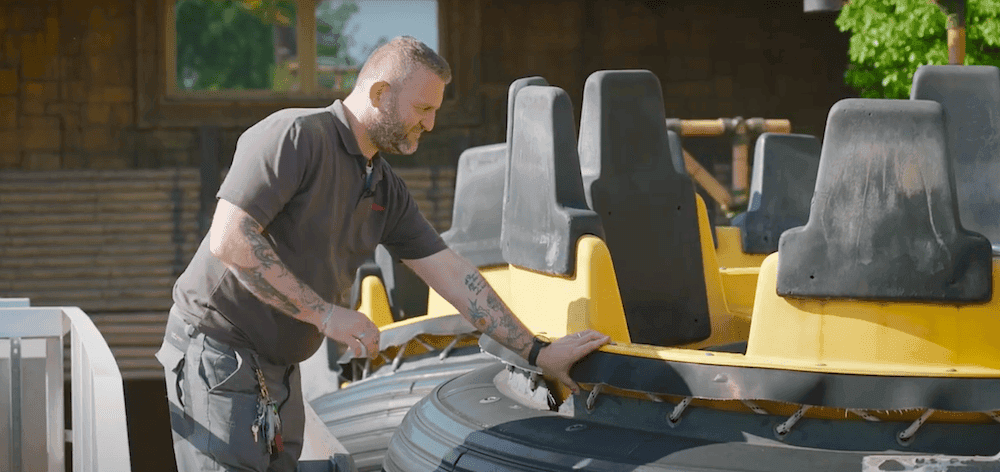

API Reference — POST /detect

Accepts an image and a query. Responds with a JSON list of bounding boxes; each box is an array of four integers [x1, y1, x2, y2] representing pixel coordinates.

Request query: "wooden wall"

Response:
[[0, 0, 851, 173]]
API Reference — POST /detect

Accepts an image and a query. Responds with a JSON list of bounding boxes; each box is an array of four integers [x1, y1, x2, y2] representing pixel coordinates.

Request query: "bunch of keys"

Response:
[[251, 366, 283, 454]]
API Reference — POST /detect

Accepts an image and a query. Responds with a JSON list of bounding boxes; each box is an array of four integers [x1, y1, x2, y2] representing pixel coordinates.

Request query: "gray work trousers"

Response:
[[156, 308, 304, 472]]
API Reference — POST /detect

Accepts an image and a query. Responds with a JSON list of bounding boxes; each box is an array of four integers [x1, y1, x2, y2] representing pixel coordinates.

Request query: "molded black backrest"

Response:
[[440, 143, 507, 266], [911, 65, 1000, 245], [506, 77, 549, 149], [578, 70, 711, 346], [734, 133, 820, 254], [373, 245, 428, 321], [777, 99, 993, 302], [501, 85, 604, 275], [441, 77, 549, 267], [347, 246, 427, 322]]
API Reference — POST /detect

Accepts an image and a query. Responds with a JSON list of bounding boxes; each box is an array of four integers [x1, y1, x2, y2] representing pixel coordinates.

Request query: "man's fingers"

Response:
[[571, 330, 611, 343], [558, 373, 580, 394], [585, 336, 610, 349]]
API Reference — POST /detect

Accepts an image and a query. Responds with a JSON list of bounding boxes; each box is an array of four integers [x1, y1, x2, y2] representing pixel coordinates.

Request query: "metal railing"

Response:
[[0, 298, 29, 308], [665, 117, 792, 212], [1, 304, 131, 472]]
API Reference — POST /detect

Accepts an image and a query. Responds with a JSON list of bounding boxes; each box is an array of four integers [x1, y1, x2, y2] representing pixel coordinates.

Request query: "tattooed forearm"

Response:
[[467, 299, 490, 330], [296, 278, 329, 314], [498, 312, 532, 353], [233, 267, 300, 315], [486, 292, 503, 311], [226, 213, 331, 323], [464, 273, 487, 295], [241, 217, 282, 269], [468, 291, 532, 355]]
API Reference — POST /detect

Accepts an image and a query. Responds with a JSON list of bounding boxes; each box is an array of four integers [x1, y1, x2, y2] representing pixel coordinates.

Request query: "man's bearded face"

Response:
[[369, 92, 422, 155]]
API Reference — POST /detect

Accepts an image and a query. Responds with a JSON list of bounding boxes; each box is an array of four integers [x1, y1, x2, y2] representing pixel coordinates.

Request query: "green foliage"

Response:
[[316, 0, 359, 65], [175, 0, 360, 92], [176, 0, 287, 90], [837, 0, 1000, 98]]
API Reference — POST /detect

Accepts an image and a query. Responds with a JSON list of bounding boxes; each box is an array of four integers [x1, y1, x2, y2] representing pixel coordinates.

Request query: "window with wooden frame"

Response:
[[166, 0, 440, 99], [137, 0, 478, 129]]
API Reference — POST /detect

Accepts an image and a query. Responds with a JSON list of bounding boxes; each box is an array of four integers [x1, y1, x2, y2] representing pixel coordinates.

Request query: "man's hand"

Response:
[[535, 330, 611, 394], [209, 199, 381, 360], [406, 249, 614, 393], [318, 305, 380, 360]]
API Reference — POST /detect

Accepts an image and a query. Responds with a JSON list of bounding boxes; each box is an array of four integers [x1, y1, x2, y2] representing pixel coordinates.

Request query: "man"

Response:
[[156, 36, 610, 471]]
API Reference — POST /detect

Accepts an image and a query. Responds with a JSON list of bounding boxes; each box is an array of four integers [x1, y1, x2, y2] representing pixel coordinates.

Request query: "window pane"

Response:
[[315, 0, 439, 92], [175, 0, 300, 92]]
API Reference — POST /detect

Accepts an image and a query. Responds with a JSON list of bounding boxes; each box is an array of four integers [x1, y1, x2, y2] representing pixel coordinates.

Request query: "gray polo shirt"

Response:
[[172, 100, 447, 365]]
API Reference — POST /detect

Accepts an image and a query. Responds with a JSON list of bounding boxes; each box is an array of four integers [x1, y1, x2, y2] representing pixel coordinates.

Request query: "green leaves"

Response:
[[837, 0, 1000, 98], [175, 0, 360, 92], [176, 0, 286, 91]]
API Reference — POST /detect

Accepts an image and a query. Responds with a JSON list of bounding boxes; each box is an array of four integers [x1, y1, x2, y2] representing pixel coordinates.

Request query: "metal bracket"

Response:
[[668, 397, 693, 426], [586, 384, 603, 412], [897, 409, 934, 446], [848, 408, 881, 422], [391, 348, 406, 373], [742, 400, 769, 415], [439, 335, 463, 360], [775, 405, 811, 439]]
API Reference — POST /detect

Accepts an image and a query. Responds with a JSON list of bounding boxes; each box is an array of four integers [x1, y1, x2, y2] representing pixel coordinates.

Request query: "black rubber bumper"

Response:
[[312, 346, 496, 472], [385, 364, 1000, 472]]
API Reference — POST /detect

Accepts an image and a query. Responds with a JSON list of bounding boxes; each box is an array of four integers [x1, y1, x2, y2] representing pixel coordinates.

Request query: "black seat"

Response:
[[442, 76, 549, 267], [732, 133, 820, 254], [777, 99, 993, 302], [439, 143, 507, 267], [501, 85, 604, 276], [911, 65, 1000, 247], [578, 70, 711, 346]]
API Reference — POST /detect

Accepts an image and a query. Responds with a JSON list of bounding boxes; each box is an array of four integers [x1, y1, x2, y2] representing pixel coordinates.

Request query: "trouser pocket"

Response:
[[155, 341, 187, 409], [194, 335, 271, 470]]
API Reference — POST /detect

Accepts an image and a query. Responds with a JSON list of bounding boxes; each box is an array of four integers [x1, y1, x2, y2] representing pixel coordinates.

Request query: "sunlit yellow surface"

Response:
[[422, 238, 631, 344], [505, 235, 631, 343], [426, 265, 511, 317], [714, 225, 768, 269], [678, 195, 752, 349], [357, 275, 394, 328], [746, 253, 1000, 373]]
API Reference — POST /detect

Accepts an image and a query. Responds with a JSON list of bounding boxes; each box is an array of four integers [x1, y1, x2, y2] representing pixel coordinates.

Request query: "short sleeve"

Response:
[[218, 118, 310, 227], [381, 175, 448, 260]]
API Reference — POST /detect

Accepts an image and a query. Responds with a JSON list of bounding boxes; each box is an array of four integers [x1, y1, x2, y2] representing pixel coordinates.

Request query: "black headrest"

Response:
[[911, 65, 1000, 245], [777, 99, 993, 302], [578, 69, 710, 346], [501, 85, 604, 275], [441, 77, 549, 267], [440, 143, 507, 266], [734, 133, 820, 254], [506, 77, 549, 147]]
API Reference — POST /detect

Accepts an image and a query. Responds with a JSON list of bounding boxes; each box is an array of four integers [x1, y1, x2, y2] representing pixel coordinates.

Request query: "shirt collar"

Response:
[[329, 100, 384, 184]]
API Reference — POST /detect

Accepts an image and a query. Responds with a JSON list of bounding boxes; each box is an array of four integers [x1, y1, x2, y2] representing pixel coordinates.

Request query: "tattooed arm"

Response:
[[208, 199, 379, 357], [404, 248, 609, 391]]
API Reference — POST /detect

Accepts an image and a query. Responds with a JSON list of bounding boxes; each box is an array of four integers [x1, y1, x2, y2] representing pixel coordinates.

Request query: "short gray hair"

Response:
[[357, 36, 452, 86]]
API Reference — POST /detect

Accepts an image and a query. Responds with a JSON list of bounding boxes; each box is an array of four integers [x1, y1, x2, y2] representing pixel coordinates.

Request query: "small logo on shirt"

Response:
[[372, 203, 385, 211]]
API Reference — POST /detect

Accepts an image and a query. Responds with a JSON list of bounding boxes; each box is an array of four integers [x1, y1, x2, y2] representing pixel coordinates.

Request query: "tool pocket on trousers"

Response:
[[201, 336, 257, 394], [155, 342, 187, 408]]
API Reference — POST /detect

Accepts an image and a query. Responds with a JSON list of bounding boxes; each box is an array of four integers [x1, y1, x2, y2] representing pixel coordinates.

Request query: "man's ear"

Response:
[[369, 81, 390, 108]]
